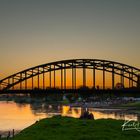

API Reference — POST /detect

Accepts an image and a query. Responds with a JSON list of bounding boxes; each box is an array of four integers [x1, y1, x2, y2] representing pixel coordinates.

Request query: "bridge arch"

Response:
[[0, 59, 140, 91]]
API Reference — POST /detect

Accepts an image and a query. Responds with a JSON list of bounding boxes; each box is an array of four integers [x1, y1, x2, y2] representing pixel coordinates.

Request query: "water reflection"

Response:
[[62, 105, 139, 121], [0, 101, 139, 132], [0, 101, 48, 131]]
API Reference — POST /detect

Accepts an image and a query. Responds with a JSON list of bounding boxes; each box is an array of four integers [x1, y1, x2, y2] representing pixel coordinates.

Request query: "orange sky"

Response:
[[0, 0, 140, 87]]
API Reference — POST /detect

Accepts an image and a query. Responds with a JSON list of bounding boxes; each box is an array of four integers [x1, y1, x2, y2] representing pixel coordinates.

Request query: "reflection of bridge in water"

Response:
[[0, 59, 140, 93]]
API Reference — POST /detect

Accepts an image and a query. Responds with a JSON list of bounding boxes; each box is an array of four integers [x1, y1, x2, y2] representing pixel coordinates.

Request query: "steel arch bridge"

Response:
[[0, 59, 140, 92]]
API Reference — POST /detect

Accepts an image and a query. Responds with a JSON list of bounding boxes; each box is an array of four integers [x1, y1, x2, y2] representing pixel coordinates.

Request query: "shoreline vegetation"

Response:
[[1, 93, 140, 111], [2, 116, 140, 140]]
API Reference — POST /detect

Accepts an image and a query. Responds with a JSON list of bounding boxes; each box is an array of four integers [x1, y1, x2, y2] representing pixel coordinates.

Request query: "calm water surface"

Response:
[[0, 101, 139, 132], [0, 101, 48, 131]]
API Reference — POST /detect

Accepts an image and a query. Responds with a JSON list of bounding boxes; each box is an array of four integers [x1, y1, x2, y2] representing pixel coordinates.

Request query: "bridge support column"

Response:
[[112, 67, 115, 89], [72, 63, 76, 90], [73, 68, 76, 90], [131, 69, 133, 87], [61, 64, 63, 89], [32, 70, 34, 90], [83, 66, 86, 87], [72, 67, 74, 89], [129, 73, 133, 88], [43, 68, 45, 90], [93, 65, 95, 89], [38, 67, 40, 89], [103, 64, 105, 90], [129, 73, 131, 88], [12, 78, 14, 90], [8, 78, 10, 85], [25, 72, 27, 90], [121, 70, 124, 88], [54, 65, 56, 88], [75, 68, 76, 89], [64, 64, 66, 90], [50, 70, 51, 88]]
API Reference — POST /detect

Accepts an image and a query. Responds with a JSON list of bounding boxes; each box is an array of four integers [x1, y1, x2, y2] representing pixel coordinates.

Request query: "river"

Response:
[[0, 100, 139, 134]]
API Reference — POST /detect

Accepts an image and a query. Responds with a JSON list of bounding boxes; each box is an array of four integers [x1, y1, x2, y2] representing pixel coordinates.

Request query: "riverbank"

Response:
[[2, 116, 140, 140], [67, 101, 140, 116], [121, 101, 140, 107]]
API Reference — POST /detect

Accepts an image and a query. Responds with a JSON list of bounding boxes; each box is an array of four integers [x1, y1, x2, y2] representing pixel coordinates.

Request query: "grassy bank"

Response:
[[5, 116, 140, 140], [121, 101, 140, 107]]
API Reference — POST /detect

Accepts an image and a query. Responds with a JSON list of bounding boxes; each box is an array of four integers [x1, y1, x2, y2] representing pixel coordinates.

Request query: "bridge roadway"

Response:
[[1, 88, 140, 95]]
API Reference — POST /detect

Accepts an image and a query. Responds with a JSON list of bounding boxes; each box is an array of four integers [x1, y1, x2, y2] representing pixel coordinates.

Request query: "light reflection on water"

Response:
[[0, 101, 139, 131], [0, 101, 48, 131], [62, 106, 138, 121]]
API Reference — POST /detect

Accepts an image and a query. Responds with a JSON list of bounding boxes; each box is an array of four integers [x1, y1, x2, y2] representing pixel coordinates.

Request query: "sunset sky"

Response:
[[0, 0, 140, 80]]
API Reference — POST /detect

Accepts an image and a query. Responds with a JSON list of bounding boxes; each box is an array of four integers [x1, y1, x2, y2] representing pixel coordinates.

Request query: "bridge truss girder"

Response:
[[0, 59, 140, 91]]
